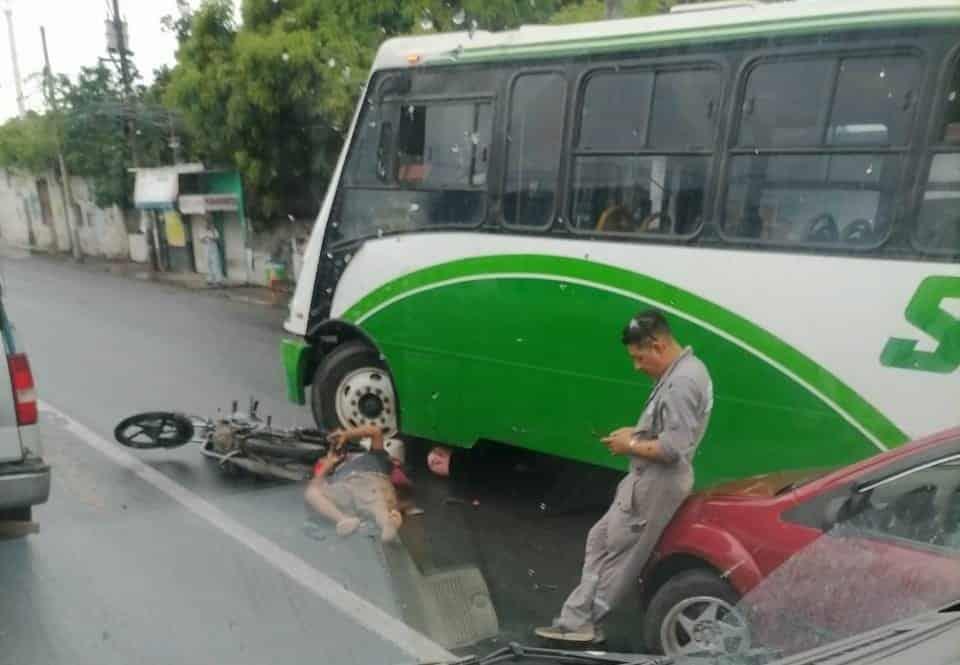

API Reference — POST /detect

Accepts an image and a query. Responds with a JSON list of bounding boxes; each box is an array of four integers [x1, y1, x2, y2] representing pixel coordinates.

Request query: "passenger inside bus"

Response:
[[570, 156, 706, 235]]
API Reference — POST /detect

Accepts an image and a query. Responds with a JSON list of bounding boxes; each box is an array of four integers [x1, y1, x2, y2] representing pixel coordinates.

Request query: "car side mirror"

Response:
[[822, 495, 850, 531]]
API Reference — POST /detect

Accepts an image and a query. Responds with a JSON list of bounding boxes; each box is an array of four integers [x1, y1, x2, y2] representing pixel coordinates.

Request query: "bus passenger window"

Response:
[[916, 155, 960, 254], [829, 56, 919, 146], [503, 73, 565, 227], [738, 59, 832, 148], [945, 60, 960, 144], [725, 154, 894, 245], [725, 54, 919, 249], [570, 67, 718, 236], [916, 57, 960, 256]]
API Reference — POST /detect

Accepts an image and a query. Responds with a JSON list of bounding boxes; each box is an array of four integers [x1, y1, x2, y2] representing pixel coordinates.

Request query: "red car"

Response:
[[639, 427, 960, 657]]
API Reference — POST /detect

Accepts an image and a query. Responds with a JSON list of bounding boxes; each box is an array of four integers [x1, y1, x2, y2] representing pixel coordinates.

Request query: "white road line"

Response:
[[39, 400, 454, 663]]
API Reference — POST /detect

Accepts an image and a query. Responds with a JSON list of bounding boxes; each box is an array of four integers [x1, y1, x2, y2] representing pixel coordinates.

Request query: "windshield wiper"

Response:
[[430, 642, 669, 665]]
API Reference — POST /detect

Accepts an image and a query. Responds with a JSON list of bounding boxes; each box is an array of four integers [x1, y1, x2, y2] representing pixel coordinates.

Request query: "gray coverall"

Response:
[[558, 347, 713, 630]]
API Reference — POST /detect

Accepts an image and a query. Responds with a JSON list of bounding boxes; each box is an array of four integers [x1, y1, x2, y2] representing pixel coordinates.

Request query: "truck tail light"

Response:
[[7, 353, 37, 426]]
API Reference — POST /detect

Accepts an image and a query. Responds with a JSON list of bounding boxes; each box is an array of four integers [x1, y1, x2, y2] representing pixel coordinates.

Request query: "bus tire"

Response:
[[310, 341, 397, 433], [642, 569, 747, 656]]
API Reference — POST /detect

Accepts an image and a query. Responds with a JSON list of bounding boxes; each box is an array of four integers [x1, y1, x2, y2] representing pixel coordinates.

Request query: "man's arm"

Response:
[[651, 376, 704, 465], [603, 427, 666, 461], [604, 377, 704, 463], [627, 436, 667, 461], [329, 423, 385, 450]]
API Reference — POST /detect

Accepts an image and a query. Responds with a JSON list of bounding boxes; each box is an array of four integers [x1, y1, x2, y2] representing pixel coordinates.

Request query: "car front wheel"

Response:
[[643, 569, 748, 657]]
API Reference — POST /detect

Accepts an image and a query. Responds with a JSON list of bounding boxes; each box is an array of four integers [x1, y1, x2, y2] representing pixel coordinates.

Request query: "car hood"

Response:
[[699, 468, 829, 498]]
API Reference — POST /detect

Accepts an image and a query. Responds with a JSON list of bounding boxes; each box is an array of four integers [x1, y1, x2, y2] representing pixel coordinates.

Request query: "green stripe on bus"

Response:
[[445, 8, 960, 64], [342, 254, 907, 448]]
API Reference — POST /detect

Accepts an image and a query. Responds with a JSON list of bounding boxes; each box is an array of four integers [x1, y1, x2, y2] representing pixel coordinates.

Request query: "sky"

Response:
[[0, 0, 187, 121]]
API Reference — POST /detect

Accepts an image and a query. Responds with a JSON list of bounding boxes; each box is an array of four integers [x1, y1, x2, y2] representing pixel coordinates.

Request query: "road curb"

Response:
[[5, 246, 289, 309]]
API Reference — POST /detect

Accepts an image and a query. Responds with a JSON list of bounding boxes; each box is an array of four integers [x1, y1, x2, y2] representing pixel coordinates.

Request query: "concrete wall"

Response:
[[247, 220, 312, 286], [0, 167, 313, 287], [71, 178, 129, 259], [0, 169, 129, 259]]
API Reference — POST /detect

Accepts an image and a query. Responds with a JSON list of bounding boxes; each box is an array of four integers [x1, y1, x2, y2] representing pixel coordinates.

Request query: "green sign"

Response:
[[881, 276, 960, 374]]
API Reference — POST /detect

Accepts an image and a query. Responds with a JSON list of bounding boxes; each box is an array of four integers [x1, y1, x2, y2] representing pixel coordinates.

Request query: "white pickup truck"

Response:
[[0, 291, 49, 522]]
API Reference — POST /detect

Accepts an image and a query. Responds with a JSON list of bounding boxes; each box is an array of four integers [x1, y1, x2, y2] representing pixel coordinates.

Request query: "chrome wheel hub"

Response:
[[661, 595, 749, 657], [335, 367, 398, 434]]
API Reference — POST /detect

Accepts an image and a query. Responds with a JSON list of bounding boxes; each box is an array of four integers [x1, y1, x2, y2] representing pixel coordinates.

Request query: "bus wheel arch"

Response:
[[308, 328, 399, 433]]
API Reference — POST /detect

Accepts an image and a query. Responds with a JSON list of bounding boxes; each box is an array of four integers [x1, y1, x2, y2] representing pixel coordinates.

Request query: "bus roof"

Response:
[[372, 0, 960, 70]]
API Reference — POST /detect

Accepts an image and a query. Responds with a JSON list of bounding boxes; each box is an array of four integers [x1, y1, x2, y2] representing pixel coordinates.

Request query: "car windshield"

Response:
[[0, 2, 958, 665]]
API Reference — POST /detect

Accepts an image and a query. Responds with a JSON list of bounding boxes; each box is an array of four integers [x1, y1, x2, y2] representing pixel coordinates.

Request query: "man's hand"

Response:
[[327, 424, 385, 451], [327, 429, 349, 449], [602, 427, 635, 456]]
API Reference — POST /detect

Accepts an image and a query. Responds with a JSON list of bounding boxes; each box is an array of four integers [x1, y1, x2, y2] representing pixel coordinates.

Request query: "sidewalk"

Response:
[[2, 243, 289, 308]]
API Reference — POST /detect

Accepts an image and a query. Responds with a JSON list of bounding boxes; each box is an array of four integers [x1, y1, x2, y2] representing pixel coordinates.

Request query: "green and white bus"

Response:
[[282, 0, 960, 487]]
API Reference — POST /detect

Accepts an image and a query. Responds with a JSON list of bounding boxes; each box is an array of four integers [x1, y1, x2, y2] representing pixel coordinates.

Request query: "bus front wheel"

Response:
[[310, 341, 398, 434]]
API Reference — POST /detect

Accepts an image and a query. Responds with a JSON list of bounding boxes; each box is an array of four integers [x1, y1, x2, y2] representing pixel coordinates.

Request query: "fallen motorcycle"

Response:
[[113, 398, 329, 481]]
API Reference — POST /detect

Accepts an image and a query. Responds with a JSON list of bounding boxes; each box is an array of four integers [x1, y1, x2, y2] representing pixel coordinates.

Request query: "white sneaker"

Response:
[[534, 623, 605, 643]]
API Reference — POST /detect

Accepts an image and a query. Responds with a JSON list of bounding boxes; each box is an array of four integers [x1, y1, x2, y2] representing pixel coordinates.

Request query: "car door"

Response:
[[741, 452, 960, 656], [0, 299, 25, 463], [828, 454, 960, 632]]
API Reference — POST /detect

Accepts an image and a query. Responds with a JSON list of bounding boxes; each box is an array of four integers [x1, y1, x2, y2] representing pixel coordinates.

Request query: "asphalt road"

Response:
[[0, 252, 642, 665]]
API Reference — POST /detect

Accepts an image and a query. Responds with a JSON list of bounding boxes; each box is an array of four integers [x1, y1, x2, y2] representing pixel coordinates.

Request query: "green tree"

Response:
[[165, 0, 579, 224], [549, 0, 664, 23], [58, 62, 171, 209], [0, 112, 59, 173]]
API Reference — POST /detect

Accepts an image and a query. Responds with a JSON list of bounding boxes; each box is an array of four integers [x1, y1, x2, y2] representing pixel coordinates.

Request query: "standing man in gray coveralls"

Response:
[[535, 309, 714, 644]]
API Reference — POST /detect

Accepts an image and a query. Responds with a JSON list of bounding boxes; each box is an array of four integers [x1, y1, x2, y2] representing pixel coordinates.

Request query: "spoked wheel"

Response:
[[114, 412, 195, 449], [660, 595, 749, 657], [643, 569, 748, 657]]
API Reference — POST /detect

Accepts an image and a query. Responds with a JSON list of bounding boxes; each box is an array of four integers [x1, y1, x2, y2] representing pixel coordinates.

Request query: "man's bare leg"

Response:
[[304, 479, 360, 536]]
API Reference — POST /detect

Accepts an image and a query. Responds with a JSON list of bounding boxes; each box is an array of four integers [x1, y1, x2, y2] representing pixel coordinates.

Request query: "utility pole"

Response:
[[167, 111, 182, 164], [3, 4, 25, 116], [108, 0, 157, 273], [40, 26, 82, 261], [109, 0, 139, 166], [604, 0, 624, 19]]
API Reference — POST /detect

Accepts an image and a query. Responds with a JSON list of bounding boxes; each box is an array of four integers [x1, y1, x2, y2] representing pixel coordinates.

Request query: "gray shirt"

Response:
[[631, 347, 713, 474]]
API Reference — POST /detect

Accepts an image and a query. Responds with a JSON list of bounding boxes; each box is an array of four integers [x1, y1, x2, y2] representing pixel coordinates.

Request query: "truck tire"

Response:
[[642, 569, 747, 656], [310, 341, 397, 433]]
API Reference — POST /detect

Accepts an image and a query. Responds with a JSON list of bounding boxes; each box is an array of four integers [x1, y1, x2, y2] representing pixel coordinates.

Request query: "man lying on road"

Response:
[[304, 424, 404, 542]]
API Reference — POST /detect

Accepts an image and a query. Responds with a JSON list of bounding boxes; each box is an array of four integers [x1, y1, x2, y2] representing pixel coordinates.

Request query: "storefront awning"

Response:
[[178, 193, 240, 214], [132, 164, 205, 210]]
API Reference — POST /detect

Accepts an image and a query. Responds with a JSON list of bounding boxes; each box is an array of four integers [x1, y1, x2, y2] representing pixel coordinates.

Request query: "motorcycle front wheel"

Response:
[[114, 412, 195, 449]]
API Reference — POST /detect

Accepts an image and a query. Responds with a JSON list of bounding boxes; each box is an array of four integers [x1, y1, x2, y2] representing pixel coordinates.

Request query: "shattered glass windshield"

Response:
[[726, 459, 960, 663]]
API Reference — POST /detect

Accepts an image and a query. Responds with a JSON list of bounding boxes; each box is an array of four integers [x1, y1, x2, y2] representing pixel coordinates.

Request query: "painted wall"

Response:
[[0, 169, 129, 259], [0, 167, 309, 287]]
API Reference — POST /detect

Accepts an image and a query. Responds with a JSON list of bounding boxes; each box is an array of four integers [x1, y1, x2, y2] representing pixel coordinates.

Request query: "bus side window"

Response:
[[570, 66, 718, 237], [724, 54, 920, 249], [915, 55, 960, 256], [503, 73, 566, 228]]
